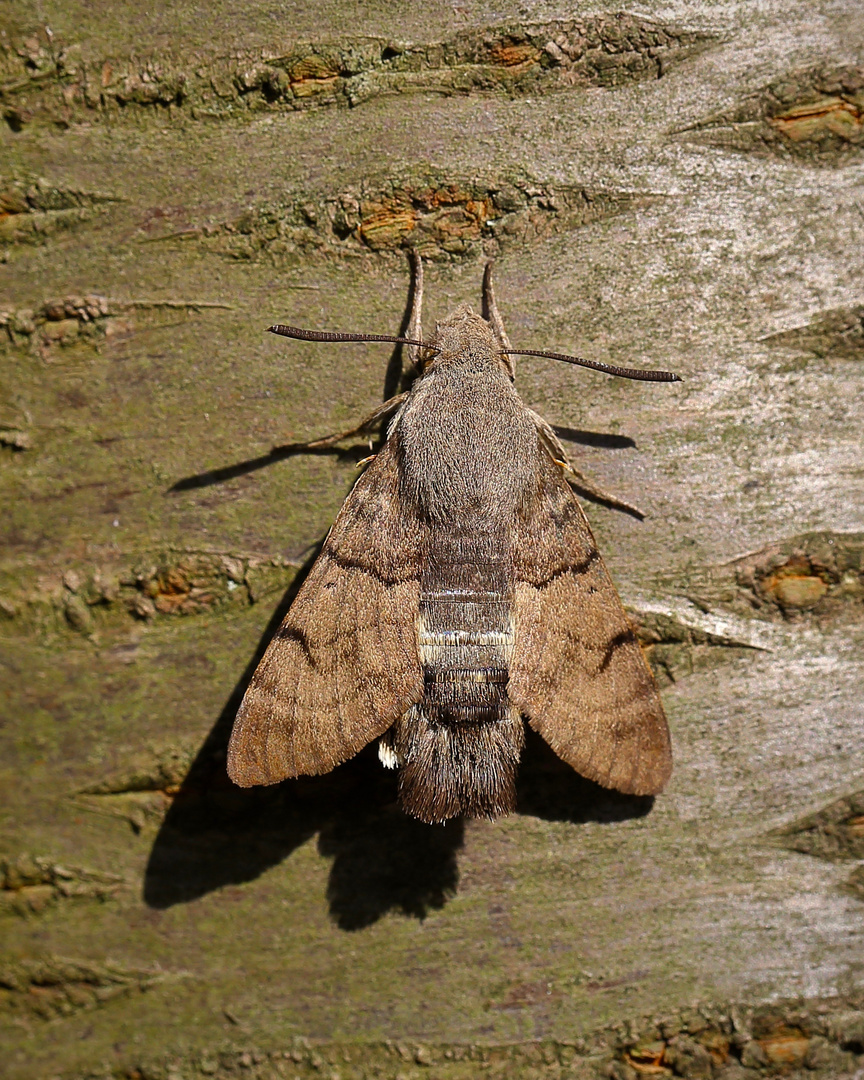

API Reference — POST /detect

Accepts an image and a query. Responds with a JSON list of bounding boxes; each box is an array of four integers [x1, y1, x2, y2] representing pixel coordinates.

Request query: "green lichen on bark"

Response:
[[0, 15, 716, 130], [1, 0, 863, 1076]]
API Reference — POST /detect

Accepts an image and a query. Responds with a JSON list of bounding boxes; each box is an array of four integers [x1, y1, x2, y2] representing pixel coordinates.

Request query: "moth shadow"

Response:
[[516, 727, 654, 824], [167, 442, 371, 493], [169, 273, 420, 496], [143, 578, 651, 933], [142, 549, 463, 930], [552, 426, 636, 451]]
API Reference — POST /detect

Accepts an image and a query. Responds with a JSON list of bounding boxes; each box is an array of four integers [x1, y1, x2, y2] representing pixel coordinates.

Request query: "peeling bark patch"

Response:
[[0, 19, 716, 127], [138, 558, 226, 616], [80, 743, 197, 796], [845, 864, 864, 901], [728, 532, 864, 621], [128, 554, 292, 619], [2, 292, 112, 358], [0, 175, 118, 243], [0, 956, 174, 1019], [625, 1038, 668, 1072], [0, 551, 296, 639], [764, 304, 864, 361], [2, 293, 232, 360], [75, 743, 198, 832], [202, 173, 651, 264], [0, 854, 124, 916], [757, 553, 829, 611], [774, 790, 864, 862], [45, 996, 864, 1078], [770, 97, 863, 143], [629, 604, 764, 686], [75, 790, 175, 833], [678, 64, 864, 164]]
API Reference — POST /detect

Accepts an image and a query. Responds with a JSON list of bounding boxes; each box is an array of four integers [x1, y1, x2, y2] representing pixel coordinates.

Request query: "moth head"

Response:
[[426, 304, 501, 370]]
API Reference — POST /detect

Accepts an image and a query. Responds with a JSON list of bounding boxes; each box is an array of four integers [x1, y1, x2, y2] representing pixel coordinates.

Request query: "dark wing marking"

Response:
[[228, 439, 424, 785], [508, 452, 671, 796]]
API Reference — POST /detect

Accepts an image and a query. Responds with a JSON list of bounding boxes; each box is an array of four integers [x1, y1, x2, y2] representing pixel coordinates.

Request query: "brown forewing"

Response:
[[227, 438, 425, 786], [509, 452, 672, 796]]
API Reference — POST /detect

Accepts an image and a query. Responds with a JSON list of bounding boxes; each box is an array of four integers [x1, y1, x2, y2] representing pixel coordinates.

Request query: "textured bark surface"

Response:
[[1, 1, 863, 1077]]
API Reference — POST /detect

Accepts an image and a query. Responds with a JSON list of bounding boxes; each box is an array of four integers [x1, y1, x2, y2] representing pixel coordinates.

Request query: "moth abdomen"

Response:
[[385, 532, 526, 822], [424, 668, 509, 727], [393, 703, 525, 823]]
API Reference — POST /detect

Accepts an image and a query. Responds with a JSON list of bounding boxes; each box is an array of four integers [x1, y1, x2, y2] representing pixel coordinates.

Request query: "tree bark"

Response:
[[1, 1, 863, 1077]]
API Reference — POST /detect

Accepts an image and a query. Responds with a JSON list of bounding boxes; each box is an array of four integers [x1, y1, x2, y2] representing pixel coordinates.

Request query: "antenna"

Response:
[[502, 348, 681, 382], [269, 325, 433, 350]]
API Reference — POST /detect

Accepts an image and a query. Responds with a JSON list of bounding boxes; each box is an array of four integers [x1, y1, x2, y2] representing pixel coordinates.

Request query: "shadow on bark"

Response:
[[167, 441, 370, 492], [552, 425, 636, 451], [143, 549, 653, 929], [143, 548, 467, 930], [168, 265, 420, 496], [168, 425, 636, 501]]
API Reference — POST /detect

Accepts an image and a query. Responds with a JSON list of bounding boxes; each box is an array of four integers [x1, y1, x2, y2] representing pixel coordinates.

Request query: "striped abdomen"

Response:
[[385, 533, 524, 822]]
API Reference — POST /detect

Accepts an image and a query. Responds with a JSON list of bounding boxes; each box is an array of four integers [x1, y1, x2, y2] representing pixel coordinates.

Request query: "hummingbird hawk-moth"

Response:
[[227, 253, 677, 823]]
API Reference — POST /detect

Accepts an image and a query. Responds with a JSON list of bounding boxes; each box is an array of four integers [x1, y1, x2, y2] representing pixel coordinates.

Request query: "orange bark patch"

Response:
[[414, 187, 492, 251], [289, 55, 339, 81], [0, 190, 28, 216], [700, 1032, 730, 1065], [487, 41, 541, 68], [288, 55, 340, 97], [358, 185, 494, 251], [358, 202, 418, 249], [290, 76, 339, 98], [626, 1041, 670, 1075], [771, 97, 863, 142], [147, 564, 216, 615], [759, 553, 829, 609], [757, 1032, 810, 1066], [846, 814, 864, 837]]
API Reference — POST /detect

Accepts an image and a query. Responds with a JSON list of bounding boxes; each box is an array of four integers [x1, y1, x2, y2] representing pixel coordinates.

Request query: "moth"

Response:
[[228, 253, 678, 824]]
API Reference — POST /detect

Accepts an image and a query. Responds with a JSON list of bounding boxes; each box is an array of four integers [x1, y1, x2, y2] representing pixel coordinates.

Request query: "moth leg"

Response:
[[273, 392, 408, 451], [528, 408, 573, 468], [405, 248, 426, 371], [378, 727, 400, 769], [482, 261, 515, 378], [527, 408, 645, 518], [565, 466, 645, 519]]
